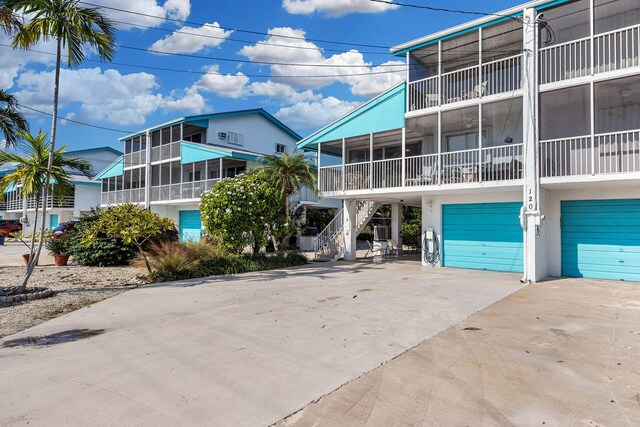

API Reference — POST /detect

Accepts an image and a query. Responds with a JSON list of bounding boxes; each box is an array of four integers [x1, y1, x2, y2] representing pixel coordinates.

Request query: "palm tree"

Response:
[[0, 89, 29, 148], [0, 130, 91, 292], [0, 2, 22, 34], [8, 0, 115, 286], [260, 150, 317, 250]]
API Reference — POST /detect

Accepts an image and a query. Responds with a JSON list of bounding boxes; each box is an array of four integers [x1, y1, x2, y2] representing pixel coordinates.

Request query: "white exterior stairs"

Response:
[[312, 200, 380, 261]]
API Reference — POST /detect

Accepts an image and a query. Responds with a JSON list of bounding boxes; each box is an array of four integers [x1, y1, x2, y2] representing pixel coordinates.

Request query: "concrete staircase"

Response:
[[313, 200, 380, 261]]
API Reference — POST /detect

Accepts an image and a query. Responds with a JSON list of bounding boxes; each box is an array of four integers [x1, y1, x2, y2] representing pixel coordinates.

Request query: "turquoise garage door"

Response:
[[561, 199, 640, 282], [179, 210, 202, 243], [442, 202, 523, 273]]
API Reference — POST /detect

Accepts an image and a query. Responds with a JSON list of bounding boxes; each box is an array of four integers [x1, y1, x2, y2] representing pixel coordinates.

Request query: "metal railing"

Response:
[[101, 188, 145, 205], [405, 154, 439, 186], [441, 148, 481, 184], [539, 135, 593, 177], [4, 191, 74, 211], [539, 36, 591, 84], [407, 54, 522, 112], [344, 162, 370, 191], [594, 24, 640, 73], [481, 144, 524, 181], [150, 178, 220, 202], [290, 185, 319, 205], [595, 129, 640, 175], [151, 141, 181, 162], [318, 165, 343, 192], [372, 158, 402, 189]]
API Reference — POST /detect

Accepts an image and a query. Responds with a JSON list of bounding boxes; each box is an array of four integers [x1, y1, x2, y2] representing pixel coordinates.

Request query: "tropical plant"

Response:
[[0, 2, 22, 34], [81, 204, 176, 273], [67, 209, 137, 267], [8, 0, 115, 287], [0, 130, 91, 291], [0, 89, 29, 149], [45, 232, 69, 255], [259, 150, 316, 250], [200, 172, 282, 254]]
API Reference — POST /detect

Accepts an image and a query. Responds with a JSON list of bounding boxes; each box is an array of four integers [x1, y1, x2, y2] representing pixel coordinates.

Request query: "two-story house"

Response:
[[97, 108, 340, 242], [0, 147, 122, 232], [300, 0, 640, 283]]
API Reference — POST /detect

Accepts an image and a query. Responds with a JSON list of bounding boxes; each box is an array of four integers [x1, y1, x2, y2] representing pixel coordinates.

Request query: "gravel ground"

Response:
[[0, 265, 139, 338]]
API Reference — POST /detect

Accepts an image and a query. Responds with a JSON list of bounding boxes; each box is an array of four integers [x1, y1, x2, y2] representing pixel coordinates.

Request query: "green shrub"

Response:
[[146, 246, 308, 282], [68, 210, 137, 267]]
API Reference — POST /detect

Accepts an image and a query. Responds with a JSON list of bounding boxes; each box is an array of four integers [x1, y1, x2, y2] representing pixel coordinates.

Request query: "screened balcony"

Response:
[[4, 187, 75, 212], [318, 98, 524, 193], [407, 19, 523, 112], [540, 77, 640, 178]]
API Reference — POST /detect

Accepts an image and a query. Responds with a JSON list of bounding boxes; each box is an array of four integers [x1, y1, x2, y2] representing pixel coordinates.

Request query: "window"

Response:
[[446, 132, 479, 151], [188, 170, 201, 182], [227, 131, 244, 146], [184, 133, 202, 143], [276, 143, 287, 154]]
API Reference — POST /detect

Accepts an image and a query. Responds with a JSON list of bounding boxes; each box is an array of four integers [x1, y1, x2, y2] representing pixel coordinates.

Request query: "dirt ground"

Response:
[[278, 277, 640, 426], [0, 265, 139, 338]]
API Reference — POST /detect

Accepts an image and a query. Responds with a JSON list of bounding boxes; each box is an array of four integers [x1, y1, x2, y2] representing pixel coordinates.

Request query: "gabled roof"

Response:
[[297, 83, 406, 149], [94, 156, 124, 180], [66, 146, 123, 156], [119, 108, 302, 142], [391, 0, 572, 56], [180, 141, 261, 164]]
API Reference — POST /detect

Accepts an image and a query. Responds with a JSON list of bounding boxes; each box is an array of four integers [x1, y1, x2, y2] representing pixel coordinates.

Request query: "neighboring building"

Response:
[[0, 147, 122, 232], [300, 0, 640, 282], [97, 109, 340, 242]]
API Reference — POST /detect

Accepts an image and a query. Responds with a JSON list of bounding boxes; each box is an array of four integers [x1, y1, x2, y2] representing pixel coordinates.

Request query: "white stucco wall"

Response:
[[544, 184, 640, 277], [74, 184, 102, 212], [205, 114, 299, 155], [151, 203, 200, 229]]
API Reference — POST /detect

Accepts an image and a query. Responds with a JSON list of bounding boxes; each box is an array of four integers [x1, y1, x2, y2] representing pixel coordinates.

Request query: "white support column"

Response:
[[369, 133, 373, 190], [522, 8, 545, 283], [589, 0, 595, 175], [406, 52, 410, 112], [401, 127, 406, 187], [144, 130, 152, 209], [390, 203, 402, 251], [437, 110, 442, 184], [341, 137, 346, 191], [219, 157, 223, 179], [343, 199, 357, 261]]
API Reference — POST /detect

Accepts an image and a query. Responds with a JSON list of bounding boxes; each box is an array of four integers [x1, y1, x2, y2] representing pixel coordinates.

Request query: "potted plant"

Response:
[[46, 233, 71, 267]]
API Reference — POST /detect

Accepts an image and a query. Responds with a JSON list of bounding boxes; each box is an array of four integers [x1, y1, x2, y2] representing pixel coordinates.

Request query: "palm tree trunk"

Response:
[[17, 194, 40, 292], [280, 192, 291, 251], [18, 37, 61, 291], [33, 37, 61, 264]]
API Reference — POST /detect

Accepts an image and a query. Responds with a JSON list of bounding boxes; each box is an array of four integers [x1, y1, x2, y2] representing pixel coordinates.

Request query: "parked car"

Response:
[[0, 219, 22, 235], [52, 220, 78, 235]]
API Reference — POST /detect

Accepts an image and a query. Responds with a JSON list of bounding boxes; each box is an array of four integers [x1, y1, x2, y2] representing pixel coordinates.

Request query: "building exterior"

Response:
[[300, 0, 640, 282], [97, 109, 340, 242], [0, 147, 122, 232]]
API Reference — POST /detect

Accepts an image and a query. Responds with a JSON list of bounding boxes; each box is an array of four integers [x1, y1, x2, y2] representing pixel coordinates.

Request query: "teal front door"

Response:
[[179, 210, 202, 243], [49, 214, 59, 229], [561, 199, 640, 282], [442, 202, 523, 273]]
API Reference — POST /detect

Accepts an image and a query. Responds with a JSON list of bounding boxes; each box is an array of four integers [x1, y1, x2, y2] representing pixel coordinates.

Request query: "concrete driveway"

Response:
[[0, 242, 55, 267], [0, 260, 522, 426]]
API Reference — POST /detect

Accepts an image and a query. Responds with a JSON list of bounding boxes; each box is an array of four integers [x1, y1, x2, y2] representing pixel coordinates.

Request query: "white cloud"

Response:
[[0, 34, 57, 89], [275, 96, 361, 129], [150, 22, 232, 54], [14, 67, 204, 126], [282, 0, 397, 17], [239, 27, 405, 97], [194, 65, 250, 98], [246, 81, 321, 103], [89, 0, 191, 30]]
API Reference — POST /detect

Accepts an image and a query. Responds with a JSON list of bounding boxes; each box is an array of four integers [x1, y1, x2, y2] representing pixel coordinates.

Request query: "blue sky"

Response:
[[3, 0, 519, 152]]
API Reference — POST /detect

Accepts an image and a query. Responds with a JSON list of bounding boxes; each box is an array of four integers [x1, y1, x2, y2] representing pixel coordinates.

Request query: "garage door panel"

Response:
[[443, 202, 523, 273], [561, 199, 640, 282]]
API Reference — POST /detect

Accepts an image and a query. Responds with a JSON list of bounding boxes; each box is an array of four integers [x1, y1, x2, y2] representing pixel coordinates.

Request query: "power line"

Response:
[[78, 1, 392, 50], [18, 103, 133, 133], [108, 19, 396, 57], [368, 0, 522, 22]]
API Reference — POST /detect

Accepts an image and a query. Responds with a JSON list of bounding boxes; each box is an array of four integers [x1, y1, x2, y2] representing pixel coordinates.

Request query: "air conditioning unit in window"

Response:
[[217, 132, 227, 140]]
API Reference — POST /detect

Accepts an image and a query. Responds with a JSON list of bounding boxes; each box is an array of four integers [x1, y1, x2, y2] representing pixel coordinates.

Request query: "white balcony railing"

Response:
[[594, 24, 640, 74], [101, 188, 145, 205], [319, 144, 524, 193], [540, 130, 640, 178], [150, 178, 220, 202], [290, 185, 319, 206], [408, 54, 522, 112], [539, 36, 591, 85]]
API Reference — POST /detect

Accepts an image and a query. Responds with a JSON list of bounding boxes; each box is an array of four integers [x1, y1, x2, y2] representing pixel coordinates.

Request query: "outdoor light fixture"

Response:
[[505, 136, 513, 144]]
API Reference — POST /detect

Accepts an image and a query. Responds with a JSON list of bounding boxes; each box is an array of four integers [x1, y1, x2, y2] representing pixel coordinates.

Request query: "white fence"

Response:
[[150, 179, 220, 202]]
